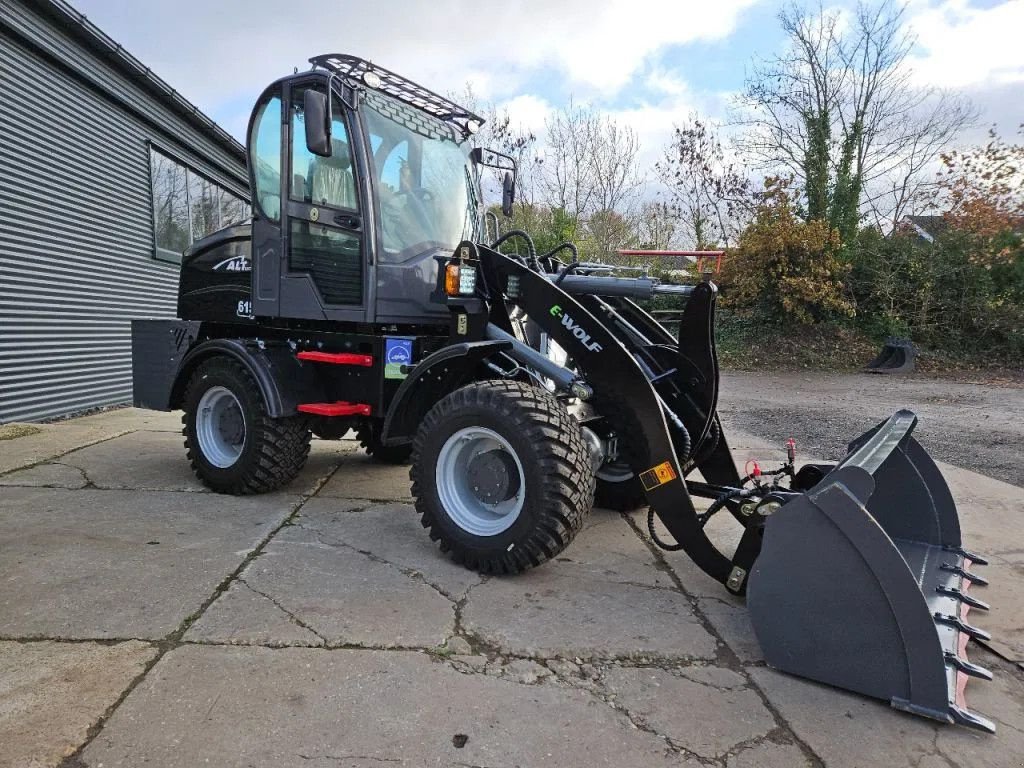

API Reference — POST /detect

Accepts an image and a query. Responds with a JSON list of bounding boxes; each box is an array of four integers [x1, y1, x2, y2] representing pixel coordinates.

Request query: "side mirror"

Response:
[[502, 171, 515, 218], [303, 89, 331, 157]]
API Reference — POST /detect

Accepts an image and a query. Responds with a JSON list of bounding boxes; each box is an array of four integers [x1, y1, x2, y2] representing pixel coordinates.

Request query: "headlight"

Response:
[[444, 264, 477, 296], [458, 266, 477, 295]]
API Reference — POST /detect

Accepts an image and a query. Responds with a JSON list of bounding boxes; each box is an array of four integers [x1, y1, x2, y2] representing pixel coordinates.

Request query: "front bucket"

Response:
[[747, 410, 995, 732]]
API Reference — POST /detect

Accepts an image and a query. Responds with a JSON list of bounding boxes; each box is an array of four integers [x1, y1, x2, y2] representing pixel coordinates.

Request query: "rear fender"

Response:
[[171, 338, 323, 417], [380, 340, 511, 445]]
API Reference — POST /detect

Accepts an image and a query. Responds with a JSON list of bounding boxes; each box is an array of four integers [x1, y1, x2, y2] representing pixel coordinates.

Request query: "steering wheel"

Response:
[[395, 187, 434, 231]]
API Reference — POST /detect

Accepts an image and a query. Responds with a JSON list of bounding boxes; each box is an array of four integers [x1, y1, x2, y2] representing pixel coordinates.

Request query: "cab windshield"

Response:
[[363, 91, 481, 261]]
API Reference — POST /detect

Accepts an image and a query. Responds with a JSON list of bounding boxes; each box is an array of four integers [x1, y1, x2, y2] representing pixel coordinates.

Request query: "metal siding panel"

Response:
[[0, 32, 236, 422], [0, 0, 247, 190]]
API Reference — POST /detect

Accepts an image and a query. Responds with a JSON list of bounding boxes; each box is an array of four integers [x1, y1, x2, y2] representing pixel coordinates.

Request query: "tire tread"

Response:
[[410, 379, 594, 574]]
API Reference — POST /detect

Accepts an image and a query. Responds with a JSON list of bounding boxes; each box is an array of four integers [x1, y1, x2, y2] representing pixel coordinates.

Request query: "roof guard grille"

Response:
[[309, 54, 484, 133]]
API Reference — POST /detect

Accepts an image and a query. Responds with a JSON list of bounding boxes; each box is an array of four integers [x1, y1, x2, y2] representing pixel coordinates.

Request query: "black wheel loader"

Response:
[[132, 54, 996, 732]]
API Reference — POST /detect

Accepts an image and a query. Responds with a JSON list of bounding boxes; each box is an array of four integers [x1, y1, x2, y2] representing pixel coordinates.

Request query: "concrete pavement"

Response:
[[0, 407, 1021, 767]]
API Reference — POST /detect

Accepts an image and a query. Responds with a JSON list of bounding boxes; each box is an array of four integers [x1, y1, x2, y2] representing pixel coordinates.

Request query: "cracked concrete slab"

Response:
[[316, 450, 413, 501], [0, 462, 88, 489], [0, 487, 298, 639], [0, 409, 184, 476], [547, 509, 677, 589], [601, 665, 776, 759], [462, 570, 718, 660], [726, 740, 814, 768], [696, 597, 763, 664], [183, 582, 325, 647], [747, 648, 1024, 768], [186, 520, 454, 648], [0, 640, 155, 768], [293, 500, 483, 601], [0, 431, 346, 495], [82, 645, 688, 768]]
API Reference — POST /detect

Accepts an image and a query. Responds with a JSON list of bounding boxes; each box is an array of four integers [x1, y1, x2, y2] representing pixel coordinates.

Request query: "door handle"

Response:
[[334, 213, 361, 230]]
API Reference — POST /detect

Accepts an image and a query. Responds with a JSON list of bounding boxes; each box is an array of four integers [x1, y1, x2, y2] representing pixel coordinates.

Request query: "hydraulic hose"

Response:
[[647, 486, 754, 552], [491, 229, 539, 271]]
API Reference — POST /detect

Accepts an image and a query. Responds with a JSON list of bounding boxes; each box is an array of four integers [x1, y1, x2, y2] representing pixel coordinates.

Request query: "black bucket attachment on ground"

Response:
[[747, 410, 994, 732], [864, 337, 917, 374]]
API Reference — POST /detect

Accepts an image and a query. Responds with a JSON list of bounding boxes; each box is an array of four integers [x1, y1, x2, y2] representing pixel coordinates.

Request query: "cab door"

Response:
[[279, 80, 371, 322]]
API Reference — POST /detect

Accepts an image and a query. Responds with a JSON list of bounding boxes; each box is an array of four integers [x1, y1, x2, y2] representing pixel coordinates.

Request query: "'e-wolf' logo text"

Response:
[[549, 305, 603, 353]]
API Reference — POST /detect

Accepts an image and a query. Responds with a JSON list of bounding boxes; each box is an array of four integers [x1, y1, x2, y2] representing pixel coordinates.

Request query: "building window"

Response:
[[150, 147, 250, 263]]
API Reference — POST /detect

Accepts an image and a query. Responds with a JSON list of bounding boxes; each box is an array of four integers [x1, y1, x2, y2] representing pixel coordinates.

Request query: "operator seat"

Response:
[[310, 137, 356, 210]]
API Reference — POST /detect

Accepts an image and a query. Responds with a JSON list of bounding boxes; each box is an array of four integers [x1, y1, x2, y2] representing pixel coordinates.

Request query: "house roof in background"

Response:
[[902, 215, 950, 243]]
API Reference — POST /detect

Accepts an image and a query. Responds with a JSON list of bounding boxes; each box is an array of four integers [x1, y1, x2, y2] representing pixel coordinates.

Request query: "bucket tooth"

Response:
[[945, 652, 993, 681], [940, 562, 989, 586], [936, 586, 990, 611], [933, 612, 991, 642], [943, 545, 989, 566], [949, 705, 997, 734]]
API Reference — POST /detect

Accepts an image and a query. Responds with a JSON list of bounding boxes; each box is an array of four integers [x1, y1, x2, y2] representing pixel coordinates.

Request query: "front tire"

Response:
[[183, 357, 311, 494], [411, 380, 595, 574]]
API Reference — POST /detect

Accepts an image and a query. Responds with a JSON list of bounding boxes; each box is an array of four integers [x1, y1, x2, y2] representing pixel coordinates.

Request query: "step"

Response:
[[296, 402, 372, 417], [296, 351, 374, 367]]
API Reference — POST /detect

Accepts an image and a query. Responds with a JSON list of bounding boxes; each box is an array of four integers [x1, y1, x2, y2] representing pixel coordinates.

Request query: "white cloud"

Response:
[[499, 94, 555, 137], [908, 0, 1024, 89], [72, 0, 757, 127]]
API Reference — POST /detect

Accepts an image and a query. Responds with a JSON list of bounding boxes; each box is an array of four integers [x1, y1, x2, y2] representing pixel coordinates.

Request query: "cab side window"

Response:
[[290, 88, 357, 210], [249, 94, 282, 222]]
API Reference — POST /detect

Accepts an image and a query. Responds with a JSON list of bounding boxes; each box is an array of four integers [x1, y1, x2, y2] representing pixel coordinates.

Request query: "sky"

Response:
[[71, 0, 1023, 174]]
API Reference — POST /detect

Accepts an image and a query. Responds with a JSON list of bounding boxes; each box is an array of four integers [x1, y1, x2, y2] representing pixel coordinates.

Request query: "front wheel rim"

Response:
[[435, 426, 526, 536], [196, 385, 246, 468]]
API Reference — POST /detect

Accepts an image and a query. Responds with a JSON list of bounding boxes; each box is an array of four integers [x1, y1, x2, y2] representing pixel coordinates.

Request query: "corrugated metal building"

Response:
[[0, 0, 248, 422]]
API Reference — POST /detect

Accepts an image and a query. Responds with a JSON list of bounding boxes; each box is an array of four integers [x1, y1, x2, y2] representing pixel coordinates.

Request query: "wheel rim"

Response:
[[435, 426, 526, 536], [196, 386, 246, 468]]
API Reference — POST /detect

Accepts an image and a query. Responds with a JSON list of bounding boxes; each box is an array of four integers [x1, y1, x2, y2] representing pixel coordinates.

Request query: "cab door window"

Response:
[[287, 86, 363, 307], [290, 91, 357, 210], [249, 95, 282, 222]]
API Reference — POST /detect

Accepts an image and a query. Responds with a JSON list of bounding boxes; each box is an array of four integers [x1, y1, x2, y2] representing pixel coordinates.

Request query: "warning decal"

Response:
[[639, 461, 678, 491]]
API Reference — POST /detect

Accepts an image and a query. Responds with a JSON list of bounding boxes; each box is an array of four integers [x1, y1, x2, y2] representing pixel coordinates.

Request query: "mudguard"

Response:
[[380, 340, 512, 445], [169, 337, 324, 417]]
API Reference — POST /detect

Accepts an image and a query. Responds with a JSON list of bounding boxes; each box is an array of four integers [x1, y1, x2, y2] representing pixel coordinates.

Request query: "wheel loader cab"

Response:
[[246, 58, 485, 325]]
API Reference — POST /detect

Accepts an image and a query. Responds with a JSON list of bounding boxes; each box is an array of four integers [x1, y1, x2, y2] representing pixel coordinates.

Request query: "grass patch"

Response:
[[0, 423, 42, 441]]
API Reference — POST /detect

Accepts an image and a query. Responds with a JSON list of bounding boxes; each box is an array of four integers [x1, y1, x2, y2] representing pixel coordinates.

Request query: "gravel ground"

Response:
[[716, 371, 1024, 488]]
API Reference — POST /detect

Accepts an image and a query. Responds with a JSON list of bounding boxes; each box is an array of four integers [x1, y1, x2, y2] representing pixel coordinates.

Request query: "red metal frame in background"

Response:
[[615, 250, 725, 274]]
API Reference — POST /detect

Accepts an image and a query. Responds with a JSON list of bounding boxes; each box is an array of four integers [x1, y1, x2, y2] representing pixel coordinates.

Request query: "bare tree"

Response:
[[734, 0, 975, 239], [590, 117, 643, 214], [862, 92, 976, 230], [657, 116, 752, 248], [542, 101, 599, 224], [635, 201, 678, 251]]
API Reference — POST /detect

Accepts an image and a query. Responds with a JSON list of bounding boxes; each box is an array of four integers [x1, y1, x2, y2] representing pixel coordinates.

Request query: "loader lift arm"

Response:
[[472, 244, 763, 594]]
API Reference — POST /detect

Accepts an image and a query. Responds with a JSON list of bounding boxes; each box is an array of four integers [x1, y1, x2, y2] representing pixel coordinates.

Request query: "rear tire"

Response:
[[411, 380, 595, 574], [183, 357, 311, 494], [357, 421, 412, 464], [595, 470, 648, 512]]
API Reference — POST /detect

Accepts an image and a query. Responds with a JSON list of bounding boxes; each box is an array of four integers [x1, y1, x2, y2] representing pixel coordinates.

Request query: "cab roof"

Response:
[[309, 54, 484, 136]]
